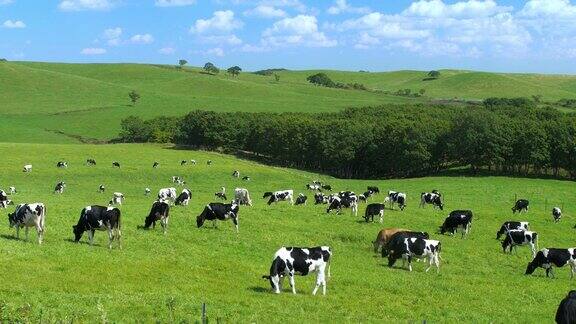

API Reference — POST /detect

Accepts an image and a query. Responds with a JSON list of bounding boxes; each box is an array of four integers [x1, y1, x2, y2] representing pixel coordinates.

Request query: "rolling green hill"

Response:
[[1, 61, 575, 144]]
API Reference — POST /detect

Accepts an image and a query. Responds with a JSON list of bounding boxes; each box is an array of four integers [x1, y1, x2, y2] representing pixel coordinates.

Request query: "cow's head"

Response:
[[72, 225, 84, 242], [8, 211, 17, 228], [196, 214, 205, 228], [525, 251, 545, 275]]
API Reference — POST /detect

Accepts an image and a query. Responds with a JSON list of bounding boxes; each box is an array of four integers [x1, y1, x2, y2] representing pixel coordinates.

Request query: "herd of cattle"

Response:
[[0, 159, 574, 301]]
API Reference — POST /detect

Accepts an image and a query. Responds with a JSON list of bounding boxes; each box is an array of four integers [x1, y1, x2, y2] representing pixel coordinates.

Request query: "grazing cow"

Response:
[[56, 161, 68, 168], [54, 181, 66, 194], [321, 184, 332, 191], [387, 237, 441, 273], [358, 194, 367, 203], [171, 176, 185, 186], [553, 207, 562, 223], [526, 248, 576, 279], [0, 190, 14, 209], [381, 230, 430, 257], [263, 190, 294, 205], [326, 193, 358, 216], [142, 201, 170, 234], [262, 246, 332, 295], [232, 170, 240, 178], [111, 192, 124, 205], [372, 228, 409, 253], [364, 203, 385, 223], [234, 188, 252, 206], [207, 160, 212, 166], [86, 158, 96, 166], [496, 221, 530, 240], [242, 176, 251, 181], [367, 186, 380, 194], [112, 162, 120, 168], [190, 159, 197, 165], [175, 189, 191, 206], [153, 161, 159, 168], [8, 203, 46, 244], [306, 183, 321, 191], [98, 184, 105, 193], [420, 192, 443, 210], [144, 188, 151, 196], [556, 291, 576, 324], [215, 187, 227, 201], [512, 199, 529, 213], [384, 191, 407, 210], [9, 186, 16, 194], [196, 202, 239, 232], [502, 229, 538, 258], [180, 160, 187, 166], [314, 193, 329, 205], [23, 164, 32, 172], [158, 188, 177, 204], [72, 205, 121, 249], [439, 210, 473, 238], [295, 194, 307, 206]]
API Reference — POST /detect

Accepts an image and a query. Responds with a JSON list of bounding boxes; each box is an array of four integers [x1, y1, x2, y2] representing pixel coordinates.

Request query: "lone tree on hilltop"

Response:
[[427, 70, 441, 79], [129, 90, 141, 106], [203, 62, 220, 75], [178, 59, 188, 70], [227, 66, 242, 77]]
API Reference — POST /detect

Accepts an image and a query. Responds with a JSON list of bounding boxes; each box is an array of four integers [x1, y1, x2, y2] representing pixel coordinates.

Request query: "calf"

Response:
[[420, 192, 443, 210], [367, 186, 380, 194], [314, 193, 328, 205], [502, 229, 538, 258], [364, 203, 385, 223], [23, 164, 32, 172], [295, 194, 307, 206], [86, 158, 96, 166], [326, 194, 358, 216], [234, 188, 252, 206], [384, 191, 407, 210], [142, 201, 170, 234], [196, 202, 240, 232], [232, 170, 240, 178], [175, 189, 191, 206], [263, 190, 294, 205], [387, 237, 441, 273], [512, 199, 529, 213], [112, 161, 121, 168], [526, 248, 576, 279], [439, 210, 473, 238], [372, 228, 409, 253], [496, 221, 530, 240], [56, 161, 68, 168], [54, 181, 66, 194], [8, 203, 46, 244], [98, 184, 105, 193], [158, 187, 177, 204], [556, 290, 576, 324], [111, 192, 124, 205], [553, 207, 562, 223], [262, 246, 332, 295], [72, 205, 121, 249]]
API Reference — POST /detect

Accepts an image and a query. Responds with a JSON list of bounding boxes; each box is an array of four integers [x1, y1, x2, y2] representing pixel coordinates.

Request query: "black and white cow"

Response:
[[196, 202, 239, 232], [502, 229, 538, 258], [360, 190, 374, 202], [364, 203, 385, 223], [190, 159, 197, 165], [321, 184, 332, 191], [384, 191, 407, 210], [262, 246, 332, 295], [367, 186, 380, 194], [439, 210, 473, 238], [56, 161, 68, 168], [180, 160, 187, 166], [387, 237, 441, 273], [141, 201, 170, 234], [23, 164, 32, 172], [295, 194, 307, 206], [242, 176, 251, 181], [9, 186, 16, 194], [496, 221, 530, 240], [158, 187, 177, 204], [54, 181, 66, 194], [98, 184, 105, 193], [381, 230, 430, 257], [0, 190, 14, 208], [556, 290, 576, 324], [306, 183, 321, 191], [215, 192, 227, 201], [420, 192, 443, 210], [326, 193, 358, 216], [72, 205, 121, 249], [144, 188, 151, 196], [232, 170, 240, 178], [263, 190, 294, 205], [234, 188, 252, 206], [526, 248, 576, 279], [314, 193, 329, 205], [8, 203, 46, 244], [512, 199, 529, 213], [175, 189, 191, 206], [112, 161, 121, 168], [86, 158, 96, 166], [111, 192, 124, 205], [153, 161, 159, 168], [207, 160, 212, 166], [553, 207, 562, 223]]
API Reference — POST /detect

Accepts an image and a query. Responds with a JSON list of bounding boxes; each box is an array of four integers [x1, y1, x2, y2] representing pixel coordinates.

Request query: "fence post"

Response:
[[202, 303, 207, 324]]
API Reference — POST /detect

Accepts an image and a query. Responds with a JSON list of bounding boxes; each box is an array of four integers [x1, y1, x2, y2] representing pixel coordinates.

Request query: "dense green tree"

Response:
[[203, 62, 219, 74], [227, 66, 242, 77], [306, 73, 335, 87], [128, 90, 140, 106]]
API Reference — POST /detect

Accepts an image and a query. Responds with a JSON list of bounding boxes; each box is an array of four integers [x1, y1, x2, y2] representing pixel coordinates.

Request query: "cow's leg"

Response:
[[289, 273, 296, 294], [379, 210, 384, 223], [407, 256, 413, 272], [116, 227, 122, 250], [108, 229, 114, 249], [571, 265, 575, 280], [15, 226, 20, 239], [88, 230, 95, 246], [312, 269, 325, 295], [36, 221, 43, 244], [232, 216, 239, 233], [25, 226, 29, 241], [530, 242, 536, 258], [425, 255, 433, 273], [271, 275, 281, 294]]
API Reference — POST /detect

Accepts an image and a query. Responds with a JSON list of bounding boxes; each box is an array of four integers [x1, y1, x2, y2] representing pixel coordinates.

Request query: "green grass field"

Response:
[[2, 61, 576, 144], [1, 143, 574, 322]]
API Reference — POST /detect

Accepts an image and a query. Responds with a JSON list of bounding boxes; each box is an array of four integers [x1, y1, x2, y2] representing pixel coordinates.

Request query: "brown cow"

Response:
[[373, 228, 409, 253]]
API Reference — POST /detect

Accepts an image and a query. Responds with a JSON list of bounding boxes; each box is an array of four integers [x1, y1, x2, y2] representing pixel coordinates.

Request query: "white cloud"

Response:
[[59, 0, 114, 11], [339, 13, 430, 39], [102, 27, 122, 46], [190, 10, 243, 34], [81, 47, 106, 55], [2, 20, 26, 29], [519, 0, 576, 18], [130, 34, 154, 44], [155, 0, 195, 7], [207, 47, 225, 57], [404, 0, 511, 18], [244, 5, 286, 18], [327, 0, 370, 15], [262, 15, 337, 47], [159, 47, 176, 54]]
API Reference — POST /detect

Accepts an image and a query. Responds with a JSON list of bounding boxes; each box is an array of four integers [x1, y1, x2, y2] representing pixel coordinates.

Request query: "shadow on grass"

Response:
[[0, 234, 20, 241], [248, 286, 270, 294], [63, 238, 98, 246]]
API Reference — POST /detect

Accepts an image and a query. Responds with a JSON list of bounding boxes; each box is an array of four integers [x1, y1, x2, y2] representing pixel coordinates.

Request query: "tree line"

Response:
[[118, 99, 576, 179]]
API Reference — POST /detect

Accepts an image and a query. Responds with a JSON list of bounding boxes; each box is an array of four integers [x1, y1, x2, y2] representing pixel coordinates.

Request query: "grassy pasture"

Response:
[[0, 143, 575, 322]]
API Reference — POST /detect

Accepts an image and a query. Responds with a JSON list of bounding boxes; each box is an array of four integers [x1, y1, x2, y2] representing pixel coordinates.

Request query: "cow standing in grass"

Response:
[[526, 248, 576, 279], [141, 201, 170, 234], [196, 202, 240, 232], [72, 205, 121, 249], [512, 199, 529, 213], [8, 203, 46, 244], [553, 207, 562, 223]]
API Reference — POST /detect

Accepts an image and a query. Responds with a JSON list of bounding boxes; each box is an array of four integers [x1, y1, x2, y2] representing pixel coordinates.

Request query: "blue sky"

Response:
[[1, 0, 576, 73]]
